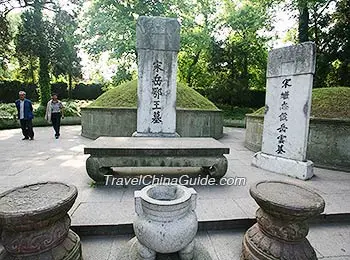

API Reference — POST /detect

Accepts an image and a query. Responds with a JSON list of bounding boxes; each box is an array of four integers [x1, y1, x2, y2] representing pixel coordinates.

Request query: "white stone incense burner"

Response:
[[133, 185, 198, 260]]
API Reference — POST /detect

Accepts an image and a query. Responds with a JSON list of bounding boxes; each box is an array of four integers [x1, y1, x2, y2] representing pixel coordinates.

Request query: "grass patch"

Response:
[[252, 106, 265, 115], [217, 104, 256, 120], [253, 87, 350, 119], [311, 87, 350, 119], [89, 80, 218, 110]]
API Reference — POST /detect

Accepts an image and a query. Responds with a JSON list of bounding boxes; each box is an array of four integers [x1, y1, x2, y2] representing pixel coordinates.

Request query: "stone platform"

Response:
[[0, 126, 350, 241], [84, 137, 230, 183]]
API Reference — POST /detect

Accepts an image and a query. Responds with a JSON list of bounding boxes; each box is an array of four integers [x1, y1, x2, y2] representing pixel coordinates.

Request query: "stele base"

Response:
[[252, 152, 314, 180]]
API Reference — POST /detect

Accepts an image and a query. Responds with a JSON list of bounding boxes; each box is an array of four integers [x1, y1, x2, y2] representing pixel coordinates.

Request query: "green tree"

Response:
[[205, 0, 270, 107], [15, 0, 53, 105], [177, 0, 218, 89], [82, 0, 182, 84], [2, 0, 83, 99], [327, 0, 350, 87], [51, 9, 82, 98]]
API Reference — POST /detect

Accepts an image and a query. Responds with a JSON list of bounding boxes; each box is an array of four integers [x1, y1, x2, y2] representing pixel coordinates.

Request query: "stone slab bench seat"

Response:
[[84, 137, 230, 183]]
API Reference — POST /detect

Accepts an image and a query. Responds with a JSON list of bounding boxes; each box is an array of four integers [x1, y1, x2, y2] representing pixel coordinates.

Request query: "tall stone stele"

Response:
[[252, 42, 316, 180], [134, 16, 180, 137]]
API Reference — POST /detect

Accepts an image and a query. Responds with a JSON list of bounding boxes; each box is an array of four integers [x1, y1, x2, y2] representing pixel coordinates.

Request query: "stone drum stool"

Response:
[[241, 181, 325, 260], [118, 184, 212, 260], [0, 182, 82, 260]]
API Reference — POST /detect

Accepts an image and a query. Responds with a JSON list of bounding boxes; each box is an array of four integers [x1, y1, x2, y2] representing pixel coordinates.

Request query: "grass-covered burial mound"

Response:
[[82, 80, 223, 139], [89, 80, 219, 110], [245, 87, 350, 171], [253, 87, 350, 119]]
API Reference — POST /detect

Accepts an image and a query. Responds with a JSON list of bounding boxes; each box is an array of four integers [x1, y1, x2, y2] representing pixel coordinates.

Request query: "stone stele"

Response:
[[252, 42, 316, 180], [241, 180, 325, 260], [0, 182, 82, 260], [135, 16, 180, 137]]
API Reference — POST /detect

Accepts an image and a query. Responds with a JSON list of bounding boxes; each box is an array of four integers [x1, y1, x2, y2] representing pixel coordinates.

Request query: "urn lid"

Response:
[[0, 182, 77, 225], [250, 181, 325, 218]]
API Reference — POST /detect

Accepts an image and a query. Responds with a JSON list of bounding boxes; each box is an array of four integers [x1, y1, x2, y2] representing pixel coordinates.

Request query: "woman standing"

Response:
[[45, 93, 64, 139]]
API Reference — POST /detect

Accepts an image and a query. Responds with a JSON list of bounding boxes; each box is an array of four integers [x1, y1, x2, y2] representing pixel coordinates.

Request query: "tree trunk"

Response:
[[30, 55, 35, 84], [186, 50, 201, 88], [34, 0, 51, 106], [39, 54, 51, 106], [68, 73, 72, 99], [298, 0, 309, 42]]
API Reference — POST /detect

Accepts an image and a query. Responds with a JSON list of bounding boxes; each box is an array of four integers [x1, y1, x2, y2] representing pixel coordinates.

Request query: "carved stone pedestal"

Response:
[[241, 181, 325, 260], [0, 182, 82, 260]]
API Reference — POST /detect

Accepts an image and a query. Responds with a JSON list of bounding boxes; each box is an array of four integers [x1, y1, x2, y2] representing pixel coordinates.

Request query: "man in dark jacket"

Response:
[[15, 91, 34, 140]]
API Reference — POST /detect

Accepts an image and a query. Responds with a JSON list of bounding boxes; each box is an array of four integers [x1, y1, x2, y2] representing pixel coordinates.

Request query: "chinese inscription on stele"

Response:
[[252, 42, 316, 180], [276, 78, 291, 155], [151, 60, 164, 124]]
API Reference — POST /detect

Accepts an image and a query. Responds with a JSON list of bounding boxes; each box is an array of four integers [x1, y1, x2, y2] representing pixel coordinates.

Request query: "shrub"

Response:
[[0, 103, 17, 119], [34, 105, 46, 117], [0, 80, 105, 103], [217, 105, 256, 120], [0, 80, 38, 103], [72, 83, 103, 100], [63, 101, 80, 117], [51, 82, 68, 99]]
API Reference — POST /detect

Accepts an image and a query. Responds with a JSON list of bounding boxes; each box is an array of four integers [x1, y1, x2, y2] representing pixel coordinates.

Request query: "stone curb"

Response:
[[71, 213, 350, 237], [0, 116, 81, 130]]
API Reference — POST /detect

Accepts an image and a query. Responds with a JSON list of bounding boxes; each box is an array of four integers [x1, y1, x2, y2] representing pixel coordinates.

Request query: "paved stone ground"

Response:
[[80, 223, 350, 260], [0, 126, 350, 259], [1, 126, 349, 225]]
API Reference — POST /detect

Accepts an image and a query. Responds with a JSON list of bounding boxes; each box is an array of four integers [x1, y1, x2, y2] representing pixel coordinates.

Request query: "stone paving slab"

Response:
[[79, 224, 350, 260], [0, 126, 350, 230], [70, 198, 249, 226]]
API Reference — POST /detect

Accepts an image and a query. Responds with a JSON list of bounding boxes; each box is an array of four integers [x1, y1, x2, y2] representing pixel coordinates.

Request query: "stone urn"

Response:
[[133, 185, 198, 260], [241, 180, 325, 260], [0, 182, 82, 260]]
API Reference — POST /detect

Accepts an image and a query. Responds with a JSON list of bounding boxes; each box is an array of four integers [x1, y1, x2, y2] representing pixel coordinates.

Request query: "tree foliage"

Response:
[[2, 0, 82, 102], [51, 8, 82, 98], [1, 0, 349, 108], [15, 1, 52, 105], [82, 0, 272, 107]]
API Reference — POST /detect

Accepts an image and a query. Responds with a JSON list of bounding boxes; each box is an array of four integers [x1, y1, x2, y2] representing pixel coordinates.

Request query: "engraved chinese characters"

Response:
[[151, 60, 164, 124], [135, 16, 180, 137], [252, 42, 316, 180], [276, 78, 291, 155]]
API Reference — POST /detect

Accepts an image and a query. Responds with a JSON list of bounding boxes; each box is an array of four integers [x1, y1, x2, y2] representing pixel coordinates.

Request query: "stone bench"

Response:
[[84, 137, 230, 183]]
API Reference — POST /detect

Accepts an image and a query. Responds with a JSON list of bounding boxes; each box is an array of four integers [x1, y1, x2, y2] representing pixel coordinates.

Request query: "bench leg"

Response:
[[86, 156, 112, 183], [202, 156, 228, 180]]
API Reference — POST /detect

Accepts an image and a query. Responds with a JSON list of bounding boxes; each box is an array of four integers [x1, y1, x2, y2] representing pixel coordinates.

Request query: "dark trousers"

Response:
[[20, 119, 34, 139], [51, 113, 61, 136]]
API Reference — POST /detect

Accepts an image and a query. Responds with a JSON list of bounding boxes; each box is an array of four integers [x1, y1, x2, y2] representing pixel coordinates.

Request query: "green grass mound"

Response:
[[90, 80, 219, 110], [253, 87, 350, 119]]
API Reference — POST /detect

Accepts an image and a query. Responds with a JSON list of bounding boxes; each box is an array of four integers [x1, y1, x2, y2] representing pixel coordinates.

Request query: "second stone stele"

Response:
[[117, 185, 212, 260], [252, 42, 316, 180]]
